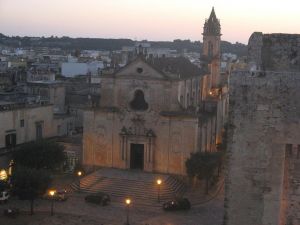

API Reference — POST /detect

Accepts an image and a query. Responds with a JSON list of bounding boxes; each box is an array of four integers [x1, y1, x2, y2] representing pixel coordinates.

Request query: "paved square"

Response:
[[0, 192, 223, 225]]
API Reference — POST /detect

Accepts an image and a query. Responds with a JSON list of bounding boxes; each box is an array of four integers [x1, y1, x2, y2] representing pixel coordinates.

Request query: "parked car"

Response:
[[163, 198, 191, 211], [0, 191, 10, 203], [3, 208, 19, 218], [85, 192, 110, 206]]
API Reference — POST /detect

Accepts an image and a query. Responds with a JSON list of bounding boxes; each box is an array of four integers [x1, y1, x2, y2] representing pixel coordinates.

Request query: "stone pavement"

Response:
[[0, 191, 224, 225], [0, 171, 224, 225]]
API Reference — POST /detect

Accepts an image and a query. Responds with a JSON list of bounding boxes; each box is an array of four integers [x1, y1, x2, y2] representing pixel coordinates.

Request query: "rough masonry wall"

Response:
[[225, 71, 300, 225], [261, 34, 300, 72], [248, 32, 263, 70], [248, 33, 300, 72]]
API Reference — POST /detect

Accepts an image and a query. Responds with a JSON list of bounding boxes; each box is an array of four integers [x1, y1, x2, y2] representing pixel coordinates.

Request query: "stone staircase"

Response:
[[66, 181, 79, 194], [71, 168, 186, 206]]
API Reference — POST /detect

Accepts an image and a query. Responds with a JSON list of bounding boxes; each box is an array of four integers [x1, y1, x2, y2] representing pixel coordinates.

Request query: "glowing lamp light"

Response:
[[125, 198, 131, 205], [49, 190, 56, 197], [209, 91, 213, 95], [77, 171, 82, 176], [156, 179, 162, 185], [0, 170, 7, 180]]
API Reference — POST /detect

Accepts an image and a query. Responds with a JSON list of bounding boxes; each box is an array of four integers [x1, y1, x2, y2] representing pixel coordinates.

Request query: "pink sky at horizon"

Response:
[[0, 0, 299, 44]]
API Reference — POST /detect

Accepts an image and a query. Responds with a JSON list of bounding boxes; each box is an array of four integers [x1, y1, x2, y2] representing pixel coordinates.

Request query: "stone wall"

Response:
[[248, 33, 300, 72], [248, 32, 263, 70], [284, 146, 300, 225], [225, 71, 300, 225]]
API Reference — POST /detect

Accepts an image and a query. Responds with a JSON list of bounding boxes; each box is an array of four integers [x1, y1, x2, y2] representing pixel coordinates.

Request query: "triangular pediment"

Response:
[[115, 57, 167, 80]]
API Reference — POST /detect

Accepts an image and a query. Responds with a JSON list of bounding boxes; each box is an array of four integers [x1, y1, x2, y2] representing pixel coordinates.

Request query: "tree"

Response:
[[11, 166, 51, 215], [185, 151, 222, 194], [13, 139, 66, 171]]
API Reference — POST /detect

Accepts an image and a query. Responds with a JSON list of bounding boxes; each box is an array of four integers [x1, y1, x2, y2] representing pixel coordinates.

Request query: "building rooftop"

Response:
[[27, 80, 64, 86], [0, 101, 52, 112], [146, 56, 206, 79]]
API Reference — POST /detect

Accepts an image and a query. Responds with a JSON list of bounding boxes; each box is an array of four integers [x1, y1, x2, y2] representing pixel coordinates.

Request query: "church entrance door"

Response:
[[130, 144, 144, 170]]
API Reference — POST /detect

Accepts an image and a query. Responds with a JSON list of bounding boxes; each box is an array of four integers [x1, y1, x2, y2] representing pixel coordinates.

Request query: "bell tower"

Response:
[[202, 7, 221, 88]]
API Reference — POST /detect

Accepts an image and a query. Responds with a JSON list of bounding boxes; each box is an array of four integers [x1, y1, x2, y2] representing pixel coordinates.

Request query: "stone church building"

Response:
[[82, 8, 228, 175]]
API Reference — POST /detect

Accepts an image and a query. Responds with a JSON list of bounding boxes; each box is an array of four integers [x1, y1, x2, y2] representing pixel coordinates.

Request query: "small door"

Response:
[[130, 144, 144, 170]]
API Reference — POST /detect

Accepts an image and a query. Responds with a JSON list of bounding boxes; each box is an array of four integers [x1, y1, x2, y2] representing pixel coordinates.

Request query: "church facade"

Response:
[[82, 8, 228, 175]]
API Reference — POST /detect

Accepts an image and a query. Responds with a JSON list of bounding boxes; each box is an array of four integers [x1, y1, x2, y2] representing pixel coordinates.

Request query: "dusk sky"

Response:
[[0, 0, 299, 44]]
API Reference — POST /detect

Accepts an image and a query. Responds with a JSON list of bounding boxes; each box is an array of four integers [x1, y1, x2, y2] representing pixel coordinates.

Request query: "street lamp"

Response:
[[0, 170, 8, 181], [156, 179, 162, 203], [125, 198, 131, 225], [77, 171, 82, 192], [49, 189, 56, 216]]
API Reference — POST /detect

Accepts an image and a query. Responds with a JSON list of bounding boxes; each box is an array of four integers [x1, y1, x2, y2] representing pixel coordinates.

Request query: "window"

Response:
[[180, 95, 183, 104], [36, 121, 43, 139], [136, 67, 143, 73], [5, 133, 16, 148], [286, 144, 293, 156], [20, 119, 24, 128], [192, 92, 195, 105], [208, 41, 214, 57], [57, 125, 61, 135], [187, 93, 190, 106], [67, 122, 73, 135], [130, 90, 149, 111]]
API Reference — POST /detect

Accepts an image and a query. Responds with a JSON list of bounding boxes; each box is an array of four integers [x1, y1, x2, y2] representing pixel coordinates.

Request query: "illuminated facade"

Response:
[[82, 8, 228, 175]]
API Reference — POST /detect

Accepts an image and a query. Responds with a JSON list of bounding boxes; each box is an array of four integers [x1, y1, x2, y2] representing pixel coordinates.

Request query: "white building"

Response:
[[61, 62, 88, 77], [62, 61, 105, 77], [0, 103, 73, 150]]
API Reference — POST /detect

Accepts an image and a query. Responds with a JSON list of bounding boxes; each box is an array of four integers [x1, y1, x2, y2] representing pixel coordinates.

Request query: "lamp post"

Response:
[[49, 189, 56, 216], [77, 171, 82, 192], [156, 179, 162, 203], [125, 198, 131, 225]]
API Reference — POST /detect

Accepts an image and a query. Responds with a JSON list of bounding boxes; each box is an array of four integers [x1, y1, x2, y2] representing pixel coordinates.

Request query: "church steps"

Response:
[[82, 189, 173, 201], [80, 182, 176, 198], [76, 169, 187, 204], [80, 179, 180, 196], [164, 176, 187, 196], [79, 178, 185, 196]]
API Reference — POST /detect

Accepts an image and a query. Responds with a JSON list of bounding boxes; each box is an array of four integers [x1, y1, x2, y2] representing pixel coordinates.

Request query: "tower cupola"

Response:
[[203, 7, 221, 36]]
